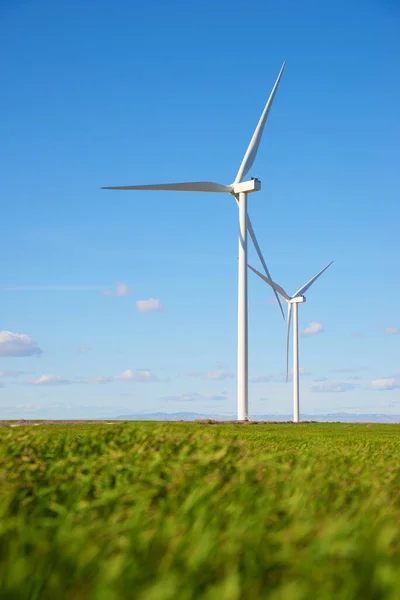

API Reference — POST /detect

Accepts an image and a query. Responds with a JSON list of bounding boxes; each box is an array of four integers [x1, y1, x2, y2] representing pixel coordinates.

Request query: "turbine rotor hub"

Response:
[[231, 179, 261, 195], [290, 296, 306, 304]]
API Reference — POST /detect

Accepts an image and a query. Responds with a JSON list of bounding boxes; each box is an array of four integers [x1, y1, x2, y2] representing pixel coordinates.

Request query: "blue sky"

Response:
[[1, 0, 399, 419]]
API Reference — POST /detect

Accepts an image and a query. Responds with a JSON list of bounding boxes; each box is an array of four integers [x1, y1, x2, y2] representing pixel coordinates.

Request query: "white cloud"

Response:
[[87, 375, 113, 385], [207, 370, 234, 381], [115, 282, 129, 297], [249, 375, 273, 383], [29, 375, 70, 386], [0, 331, 42, 357], [330, 366, 368, 374], [0, 369, 24, 377], [301, 322, 324, 336], [275, 367, 311, 383], [1, 285, 104, 292], [77, 369, 165, 385], [368, 378, 400, 391], [162, 391, 228, 402], [79, 345, 91, 353], [187, 364, 230, 378], [289, 367, 311, 376], [385, 327, 399, 335], [216, 361, 228, 369], [202, 392, 228, 401], [136, 298, 163, 312], [266, 297, 279, 305], [114, 369, 160, 382], [162, 393, 200, 402], [249, 369, 310, 384], [310, 381, 358, 393], [102, 282, 129, 297]]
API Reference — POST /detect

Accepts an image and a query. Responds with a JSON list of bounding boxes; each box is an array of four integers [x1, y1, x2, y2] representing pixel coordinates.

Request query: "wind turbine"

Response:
[[102, 63, 286, 422], [249, 261, 333, 422]]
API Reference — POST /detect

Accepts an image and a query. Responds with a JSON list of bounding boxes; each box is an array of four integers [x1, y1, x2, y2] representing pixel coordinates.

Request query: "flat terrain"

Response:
[[0, 421, 399, 599]]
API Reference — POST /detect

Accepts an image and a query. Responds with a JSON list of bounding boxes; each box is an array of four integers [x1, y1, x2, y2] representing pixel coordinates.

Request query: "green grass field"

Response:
[[0, 421, 400, 599]]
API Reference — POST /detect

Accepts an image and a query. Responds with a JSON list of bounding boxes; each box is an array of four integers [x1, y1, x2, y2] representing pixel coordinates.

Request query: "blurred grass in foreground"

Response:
[[0, 421, 400, 599]]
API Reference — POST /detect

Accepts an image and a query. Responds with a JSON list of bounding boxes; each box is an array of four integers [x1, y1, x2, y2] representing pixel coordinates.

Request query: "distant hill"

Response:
[[116, 412, 400, 423], [116, 412, 229, 422]]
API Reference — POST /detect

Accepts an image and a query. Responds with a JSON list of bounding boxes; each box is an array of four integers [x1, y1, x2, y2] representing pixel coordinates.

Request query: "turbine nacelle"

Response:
[[289, 296, 306, 304], [231, 179, 261, 195]]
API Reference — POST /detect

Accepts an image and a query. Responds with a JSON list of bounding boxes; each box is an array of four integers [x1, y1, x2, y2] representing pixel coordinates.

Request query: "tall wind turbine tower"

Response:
[[102, 64, 286, 421]]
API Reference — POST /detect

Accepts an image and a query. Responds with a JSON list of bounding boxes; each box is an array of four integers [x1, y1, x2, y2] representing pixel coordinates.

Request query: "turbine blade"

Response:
[[234, 62, 285, 184], [293, 261, 334, 298], [286, 302, 292, 382], [246, 216, 285, 319], [101, 182, 231, 193], [248, 265, 291, 301]]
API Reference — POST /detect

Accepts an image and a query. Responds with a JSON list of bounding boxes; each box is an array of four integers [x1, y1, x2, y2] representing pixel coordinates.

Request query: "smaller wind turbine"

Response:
[[249, 261, 333, 422]]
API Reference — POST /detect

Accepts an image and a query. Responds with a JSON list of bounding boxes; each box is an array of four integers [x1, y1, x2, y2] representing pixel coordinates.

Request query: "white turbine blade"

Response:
[[246, 216, 285, 319], [248, 265, 291, 301], [293, 261, 334, 298], [286, 302, 292, 382], [234, 62, 286, 184], [101, 181, 231, 193]]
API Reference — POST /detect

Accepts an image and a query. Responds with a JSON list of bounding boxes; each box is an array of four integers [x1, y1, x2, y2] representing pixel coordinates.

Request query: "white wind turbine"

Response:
[[249, 261, 333, 422], [102, 63, 286, 422]]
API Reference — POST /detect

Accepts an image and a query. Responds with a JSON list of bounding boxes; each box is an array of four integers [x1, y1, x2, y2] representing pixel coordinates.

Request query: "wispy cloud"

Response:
[[385, 327, 400, 335], [29, 375, 70, 386], [368, 378, 400, 391], [301, 322, 324, 336], [79, 345, 91, 353], [86, 375, 114, 385], [102, 282, 129, 297], [0, 285, 105, 292], [289, 367, 311, 376], [162, 391, 228, 402], [116, 282, 129, 297], [206, 370, 234, 381], [0, 331, 42, 357], [266, 297, 279, 305], [27, 368, 165, 387], [114, 369, 163, 382], [186, 364, 230, 378], [250, 368, 310, 384], [216, 361, 229, 369], [86, 369, 165, 384], [330, 366, 368, 374], [249, 375, 273, 383], [136, 298, 163, 312], [275, 367, 311, 383], [310, 381, 358, 393], [0, 369, 24, 377]]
